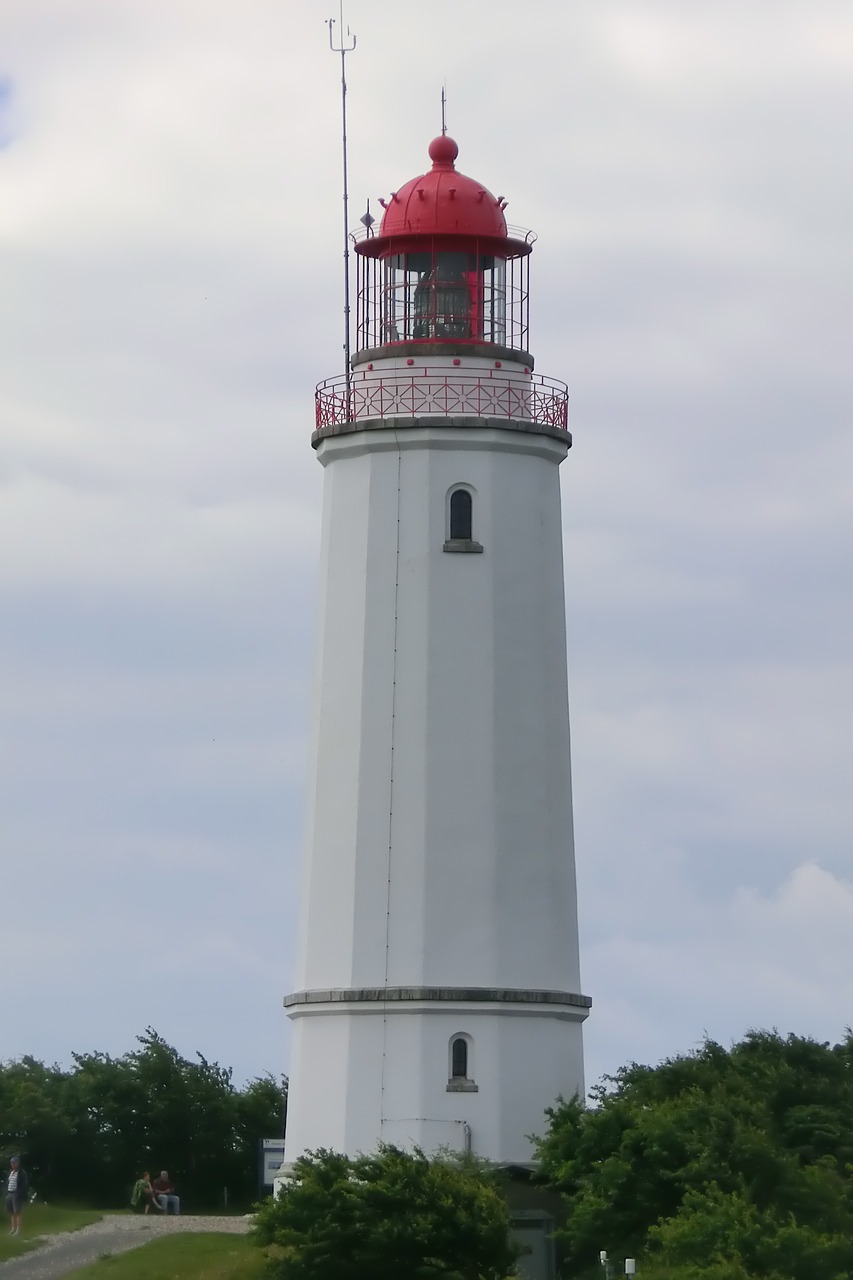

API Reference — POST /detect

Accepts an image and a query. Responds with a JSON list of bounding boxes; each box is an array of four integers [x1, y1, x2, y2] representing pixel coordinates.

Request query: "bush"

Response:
[[252, 1145, 519, 1280]]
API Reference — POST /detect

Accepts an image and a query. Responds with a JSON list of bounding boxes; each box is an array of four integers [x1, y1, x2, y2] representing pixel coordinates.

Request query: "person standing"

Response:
[[152, 1170, 180, 1215], [5, 1156, 29, 1237]]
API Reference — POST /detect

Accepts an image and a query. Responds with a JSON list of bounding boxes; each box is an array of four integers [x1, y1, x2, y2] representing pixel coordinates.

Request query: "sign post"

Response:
[[258, 1138, 287, 1193]]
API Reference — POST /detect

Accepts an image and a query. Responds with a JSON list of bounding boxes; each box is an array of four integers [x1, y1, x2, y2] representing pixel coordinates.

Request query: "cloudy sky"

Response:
[[1, 0, 851, 1107]]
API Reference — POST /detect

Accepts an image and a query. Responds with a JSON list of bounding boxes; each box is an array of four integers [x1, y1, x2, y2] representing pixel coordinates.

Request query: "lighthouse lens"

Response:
[[412, 251, 470, 339], [377, 249, 510, 349]]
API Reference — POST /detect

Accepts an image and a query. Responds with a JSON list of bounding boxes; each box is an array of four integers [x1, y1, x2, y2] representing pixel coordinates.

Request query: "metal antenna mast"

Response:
[[441, 83, 447, 135], [327, 4, 356, 410]]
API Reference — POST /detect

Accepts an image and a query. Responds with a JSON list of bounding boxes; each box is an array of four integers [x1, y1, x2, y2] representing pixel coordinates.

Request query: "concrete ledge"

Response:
[[446, 1078, 479, 1093], [312, 415, 572, 448], [443, 538, 484, 554], [284, 985, 592, 1009], [351, 341, 534, 369]]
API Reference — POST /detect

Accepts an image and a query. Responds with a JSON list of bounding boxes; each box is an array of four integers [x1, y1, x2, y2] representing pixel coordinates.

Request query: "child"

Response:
[[130, 1172, 163, 1214]]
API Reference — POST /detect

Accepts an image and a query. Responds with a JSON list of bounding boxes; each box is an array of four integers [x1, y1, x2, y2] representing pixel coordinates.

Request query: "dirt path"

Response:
[[0, 1215, 251, 1280]]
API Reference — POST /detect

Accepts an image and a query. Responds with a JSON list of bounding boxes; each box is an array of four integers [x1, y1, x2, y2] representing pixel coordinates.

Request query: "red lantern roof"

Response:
[[376, 135, 509, 240]]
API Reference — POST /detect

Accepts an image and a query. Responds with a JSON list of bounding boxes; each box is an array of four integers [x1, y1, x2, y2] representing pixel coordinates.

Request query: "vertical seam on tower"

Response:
[[379, 435, 403, 1129]]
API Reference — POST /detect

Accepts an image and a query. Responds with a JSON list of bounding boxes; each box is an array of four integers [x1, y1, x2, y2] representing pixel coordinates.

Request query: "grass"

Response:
[[0, 1202, 105, 1262], [62, 1233, 266, 1280]]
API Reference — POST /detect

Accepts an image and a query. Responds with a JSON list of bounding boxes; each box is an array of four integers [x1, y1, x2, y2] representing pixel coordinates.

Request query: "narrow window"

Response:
[[451, 1036, 468, 1079], [447, 1034, 477, 1091], [449, 489, 473, 541], [444, 486, 482, 553]]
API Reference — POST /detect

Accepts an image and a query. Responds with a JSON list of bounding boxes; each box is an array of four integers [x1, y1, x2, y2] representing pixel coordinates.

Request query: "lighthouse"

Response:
[[283, 133, 590, 1166]]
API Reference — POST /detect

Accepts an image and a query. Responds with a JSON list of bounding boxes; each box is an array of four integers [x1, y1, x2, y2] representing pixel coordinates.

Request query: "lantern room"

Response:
[[354, 135, 535, 361]]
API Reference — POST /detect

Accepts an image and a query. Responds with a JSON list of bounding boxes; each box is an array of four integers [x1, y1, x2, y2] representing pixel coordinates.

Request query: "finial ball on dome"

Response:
[[428, 134, 459, 167]]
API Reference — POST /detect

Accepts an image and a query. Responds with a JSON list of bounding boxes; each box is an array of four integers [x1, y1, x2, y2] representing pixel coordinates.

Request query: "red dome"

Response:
[[377, 135, 508, 240]]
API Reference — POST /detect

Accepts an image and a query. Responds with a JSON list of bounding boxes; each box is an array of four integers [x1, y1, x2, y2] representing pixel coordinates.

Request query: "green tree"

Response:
[[0, 1056, 75, 1187], [0, 1030, 286, 1208], [643, 1182, 853, 1280], [252, 1145, 518, 1280], [534, 1030, 853, 1279]]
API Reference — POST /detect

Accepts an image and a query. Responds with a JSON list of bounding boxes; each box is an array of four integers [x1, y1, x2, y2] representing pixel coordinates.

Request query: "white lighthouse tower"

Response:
[[283, 133, 589, 1166]]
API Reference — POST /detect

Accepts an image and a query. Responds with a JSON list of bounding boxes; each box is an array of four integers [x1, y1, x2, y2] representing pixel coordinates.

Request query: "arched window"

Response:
[[447, 1034, 478, 1092], [444, 487, 482, 553], [451, 1036, 468, 1079], [449, 489, 473, 540]]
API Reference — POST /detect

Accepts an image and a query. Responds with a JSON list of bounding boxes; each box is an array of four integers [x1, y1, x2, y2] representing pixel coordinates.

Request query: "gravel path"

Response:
[[0, 1215, 252, 1280]]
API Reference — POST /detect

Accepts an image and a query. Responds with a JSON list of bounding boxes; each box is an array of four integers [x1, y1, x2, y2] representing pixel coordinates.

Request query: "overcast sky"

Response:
[[1, 1, 851, 1109]]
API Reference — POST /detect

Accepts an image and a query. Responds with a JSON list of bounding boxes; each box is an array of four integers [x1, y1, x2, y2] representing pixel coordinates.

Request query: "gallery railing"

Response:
[[315, 365, 568, 431]]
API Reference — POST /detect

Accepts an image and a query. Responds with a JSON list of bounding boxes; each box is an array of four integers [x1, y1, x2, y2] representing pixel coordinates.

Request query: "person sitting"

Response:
[[152, 1170, 180, 1215], [130, 1172, 163, 1215]]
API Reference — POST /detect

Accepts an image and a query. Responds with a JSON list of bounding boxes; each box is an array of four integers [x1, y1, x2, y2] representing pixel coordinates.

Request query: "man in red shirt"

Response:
[[152, 1170, 180, 1215]]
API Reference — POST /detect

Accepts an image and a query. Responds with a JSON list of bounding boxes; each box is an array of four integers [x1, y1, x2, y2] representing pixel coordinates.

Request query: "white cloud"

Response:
[[583, 860, 853, 1088]]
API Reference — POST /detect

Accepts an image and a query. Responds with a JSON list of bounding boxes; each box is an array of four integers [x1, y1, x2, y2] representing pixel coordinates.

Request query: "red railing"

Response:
[[349, 223, 537, 246], [315, 366, 568, 432]]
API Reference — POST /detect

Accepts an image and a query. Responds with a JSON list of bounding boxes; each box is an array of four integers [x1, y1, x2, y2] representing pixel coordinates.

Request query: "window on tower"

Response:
[[444, 486, 483, 554], [450, 489, 472, 540], [447, 1034, 478, 1092], [451, 1036, 468, 1078]]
